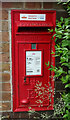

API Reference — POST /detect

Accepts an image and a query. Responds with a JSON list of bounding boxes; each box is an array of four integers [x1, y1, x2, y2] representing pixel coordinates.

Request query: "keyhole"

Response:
[[24, 76, 26, 83]]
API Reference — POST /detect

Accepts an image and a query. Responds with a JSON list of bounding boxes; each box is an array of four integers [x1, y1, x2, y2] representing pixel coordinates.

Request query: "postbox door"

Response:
[[15, 41, 52, 111]]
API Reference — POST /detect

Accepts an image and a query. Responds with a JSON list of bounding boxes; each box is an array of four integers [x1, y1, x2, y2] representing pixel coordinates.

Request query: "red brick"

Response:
[[2, 2, 12, 8], [56, 11, 68, 20], [0, 10, 8, 20], [2, 43, 9, 52], [0, 53, 10, 62], [0, 32, 2, 42], [0, 8, 2, 21], [0, 63, 10, 72], [0, 53, 2, 62], [0, 83, 11, 91], [0, 64, 2, 72], [0, 32, 9, 42], [2, 112, 12, 118], [2, 32, 9, 42], [0, 102, 11, 111], [0, 21, 2, 31], [0, 73, 10, 82], [0, 1, 2, 8], [53, 2, 63, 9], [43, 2, 53, 9], [25, 2, 41, 9], [12, 112, 20, 119], [19, 113, 29, 119], [0, 102, 2, 111], [0, 43, 2, 52], [0, 92, 11, 101], [2, 2, 23, 8], [2, 21, 8, 31], [2, 73, 10, 82], [0, 43, 9, 52]]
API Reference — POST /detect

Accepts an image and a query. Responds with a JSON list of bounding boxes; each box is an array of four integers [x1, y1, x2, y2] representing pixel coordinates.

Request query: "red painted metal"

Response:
[[11, 10, 56, 112]]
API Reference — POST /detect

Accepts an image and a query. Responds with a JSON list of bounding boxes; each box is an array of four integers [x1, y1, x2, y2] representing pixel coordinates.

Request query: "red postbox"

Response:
[[11, 10, 56, 112]]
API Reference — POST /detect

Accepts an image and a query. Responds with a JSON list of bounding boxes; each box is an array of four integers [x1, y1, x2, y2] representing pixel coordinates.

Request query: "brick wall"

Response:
[[0, 2, 67, 120]]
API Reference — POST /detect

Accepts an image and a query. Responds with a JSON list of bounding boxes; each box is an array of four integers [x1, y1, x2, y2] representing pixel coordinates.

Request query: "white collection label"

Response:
[[20, 14, 46, 21], [26, 51, 42, 75]]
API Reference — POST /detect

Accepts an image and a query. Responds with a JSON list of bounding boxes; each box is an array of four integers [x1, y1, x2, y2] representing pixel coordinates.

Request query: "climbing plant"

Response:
[[55, 1, 70, 120], [46, 0, 70, 119]]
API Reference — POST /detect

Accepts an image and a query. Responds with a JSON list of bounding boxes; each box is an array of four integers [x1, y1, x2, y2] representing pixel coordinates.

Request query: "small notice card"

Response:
[[26, 51, 42, 75], [20, 14, 46, 21]]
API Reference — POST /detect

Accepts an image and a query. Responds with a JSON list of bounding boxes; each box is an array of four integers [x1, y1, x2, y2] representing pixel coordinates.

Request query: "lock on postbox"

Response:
[[11, 10, 56, 112]]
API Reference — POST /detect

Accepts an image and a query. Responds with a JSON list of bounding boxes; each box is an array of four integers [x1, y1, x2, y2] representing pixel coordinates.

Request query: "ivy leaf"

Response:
[[63, 114, 68, 118], [55, 38, 58, 42], [60, 57, 68, 63], [50, 29, 53, 32], [51, 51, 55, 54], [60, 17, 64, 22], [57, 22, 62, 27], [61, 63, 69, 67], [48, 68, 53, 71], [61, 75, 69, 83], [62, 40, 68, 47], [65, 84, 70, 88], [55, 27, 57, 32], [45, 61, 50, 67]]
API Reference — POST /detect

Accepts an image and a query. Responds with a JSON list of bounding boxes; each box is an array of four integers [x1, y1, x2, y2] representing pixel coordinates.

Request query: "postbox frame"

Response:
[[11, 10, 56, 112]]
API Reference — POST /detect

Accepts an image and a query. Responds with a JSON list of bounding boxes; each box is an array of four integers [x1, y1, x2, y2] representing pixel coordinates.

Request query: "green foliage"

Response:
[[46, 0, 70, 119]]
